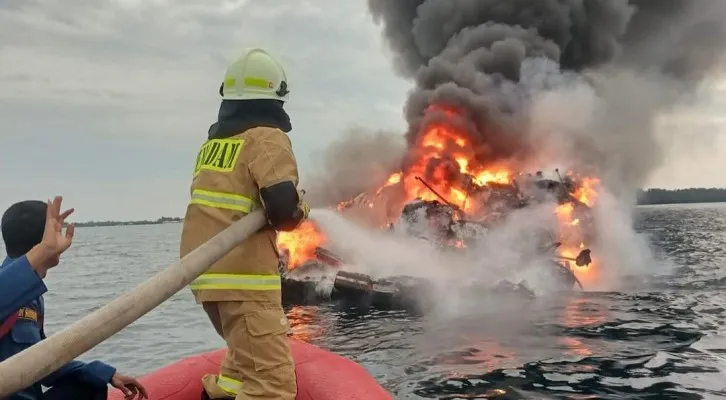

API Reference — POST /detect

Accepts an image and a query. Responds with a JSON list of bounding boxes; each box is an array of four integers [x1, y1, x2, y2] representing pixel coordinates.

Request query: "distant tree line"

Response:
[[637, 188, 726, 205], [71, 216, 183, 228], [61, 189, 726, 226]]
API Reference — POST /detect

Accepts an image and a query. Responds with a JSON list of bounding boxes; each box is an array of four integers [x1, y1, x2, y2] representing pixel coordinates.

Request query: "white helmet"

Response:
[[220, 48, 289, 102]]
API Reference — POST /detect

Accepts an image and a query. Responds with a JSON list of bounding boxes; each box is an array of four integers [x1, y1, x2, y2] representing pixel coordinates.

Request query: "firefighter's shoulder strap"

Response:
[[0, 314, 18, 339], [0, 306, 44, 339]]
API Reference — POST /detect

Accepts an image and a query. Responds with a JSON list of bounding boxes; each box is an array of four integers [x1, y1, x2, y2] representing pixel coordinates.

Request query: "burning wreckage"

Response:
[[270, 0, 632, 311], [251, 0, 726, 312], [276, 165, 599, 312]]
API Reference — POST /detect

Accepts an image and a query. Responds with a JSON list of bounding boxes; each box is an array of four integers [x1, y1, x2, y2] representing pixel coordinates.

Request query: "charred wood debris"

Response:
[[279, 170, 594, 311]]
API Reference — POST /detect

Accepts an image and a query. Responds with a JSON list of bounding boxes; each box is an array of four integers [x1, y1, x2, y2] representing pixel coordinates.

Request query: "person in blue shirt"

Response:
[[1, 196, 148, 400], [1, 197, 76, 316], [0, 253, 52, 320]]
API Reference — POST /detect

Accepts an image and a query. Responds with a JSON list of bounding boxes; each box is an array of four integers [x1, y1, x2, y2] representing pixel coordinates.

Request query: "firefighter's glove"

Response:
[[299, 199, 310, 219], [290, 200, 310, 229]]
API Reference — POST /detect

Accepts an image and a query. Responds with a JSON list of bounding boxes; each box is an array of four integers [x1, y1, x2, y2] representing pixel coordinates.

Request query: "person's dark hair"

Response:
[[1, 200, 47, 258]]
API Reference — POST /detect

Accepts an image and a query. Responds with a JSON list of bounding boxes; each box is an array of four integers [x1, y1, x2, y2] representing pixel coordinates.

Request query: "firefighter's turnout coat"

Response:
[[180, 125, 301, 399]]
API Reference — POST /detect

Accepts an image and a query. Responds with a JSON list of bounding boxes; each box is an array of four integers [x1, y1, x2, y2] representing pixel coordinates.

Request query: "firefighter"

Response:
[[180, 48, 308, 400]]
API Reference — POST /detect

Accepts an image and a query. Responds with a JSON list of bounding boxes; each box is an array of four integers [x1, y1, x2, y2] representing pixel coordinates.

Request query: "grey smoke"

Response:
[[302, 127, 406, 207], [367, 0, 726, 192]]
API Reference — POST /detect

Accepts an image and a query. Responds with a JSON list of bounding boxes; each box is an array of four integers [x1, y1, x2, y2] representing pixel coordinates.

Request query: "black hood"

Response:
[[208, 99, 292, 139]]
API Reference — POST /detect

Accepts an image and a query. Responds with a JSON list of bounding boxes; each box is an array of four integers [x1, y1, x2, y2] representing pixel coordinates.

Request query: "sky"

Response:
[[1, 0, 726, 222]]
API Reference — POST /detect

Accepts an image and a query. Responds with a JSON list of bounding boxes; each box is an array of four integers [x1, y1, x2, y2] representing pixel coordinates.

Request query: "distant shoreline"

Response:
[[70, 217, 183, 228], [65, 188, 726, 227], [636, 188, 726, 206], [636, 200, 726, 206], [71, 202, 726, 227]]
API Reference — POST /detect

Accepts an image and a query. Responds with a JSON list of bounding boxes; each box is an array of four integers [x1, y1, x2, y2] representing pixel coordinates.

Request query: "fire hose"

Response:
[[0, 210, 267, 397]]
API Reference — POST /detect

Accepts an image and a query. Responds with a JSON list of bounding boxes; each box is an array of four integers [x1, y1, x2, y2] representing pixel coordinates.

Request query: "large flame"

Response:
[[398, 108, 513, 213], [277, 220, 326, 269], [555, 176, 601, 285], [572, 176, 600, 207], [277, 105, 603, 279]]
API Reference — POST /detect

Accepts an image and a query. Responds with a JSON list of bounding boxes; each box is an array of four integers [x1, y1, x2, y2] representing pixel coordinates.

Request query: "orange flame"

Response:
[[277, 104, 603, 280], [277, 220, 326, 269], [376, 172, 402, 195], [398, 111, 513, 213], [555, 181, 601, 286], [573, 177, 601, 207]]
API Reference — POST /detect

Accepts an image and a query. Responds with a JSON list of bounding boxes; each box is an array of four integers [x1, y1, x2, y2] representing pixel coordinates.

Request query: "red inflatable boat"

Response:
[[108, 338, 392, 400]]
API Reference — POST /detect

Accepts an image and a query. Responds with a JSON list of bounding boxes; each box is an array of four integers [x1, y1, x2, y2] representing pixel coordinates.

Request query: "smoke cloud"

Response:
[[300, 0, 726, 295], [302, 127, 406, 207], [367, 0, 726, 192], [310, 207, 567, 316]]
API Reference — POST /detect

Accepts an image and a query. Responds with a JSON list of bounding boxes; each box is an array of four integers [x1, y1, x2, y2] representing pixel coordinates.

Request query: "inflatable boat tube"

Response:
[[108, 338, 391, 400]]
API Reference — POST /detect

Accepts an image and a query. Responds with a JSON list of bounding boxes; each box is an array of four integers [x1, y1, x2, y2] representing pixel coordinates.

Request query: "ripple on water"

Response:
[[20, 205, 726, 399]]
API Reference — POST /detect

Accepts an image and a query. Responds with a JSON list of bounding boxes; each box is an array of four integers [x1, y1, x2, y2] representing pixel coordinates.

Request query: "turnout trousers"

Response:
[[200, 301, 296, 400]]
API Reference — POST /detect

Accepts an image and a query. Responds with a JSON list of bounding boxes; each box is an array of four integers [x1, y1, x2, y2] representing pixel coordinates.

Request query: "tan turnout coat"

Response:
[[180, 126, 299, 303]]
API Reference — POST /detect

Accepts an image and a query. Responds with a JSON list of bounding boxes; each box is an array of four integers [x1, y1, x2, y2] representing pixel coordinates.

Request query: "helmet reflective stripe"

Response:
[[221, 48, 290, 102]]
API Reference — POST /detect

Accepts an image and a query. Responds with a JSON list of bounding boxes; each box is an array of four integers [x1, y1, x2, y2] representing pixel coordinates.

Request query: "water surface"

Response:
[[23, 203, 726, 399]]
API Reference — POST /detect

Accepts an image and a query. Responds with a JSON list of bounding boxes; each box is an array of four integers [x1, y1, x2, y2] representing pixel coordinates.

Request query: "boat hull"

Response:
[[108, 338, 391, 400]]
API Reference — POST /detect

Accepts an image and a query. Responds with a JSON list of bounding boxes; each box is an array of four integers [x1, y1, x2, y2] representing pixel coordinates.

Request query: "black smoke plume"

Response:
[[366, 0, 726, 191]]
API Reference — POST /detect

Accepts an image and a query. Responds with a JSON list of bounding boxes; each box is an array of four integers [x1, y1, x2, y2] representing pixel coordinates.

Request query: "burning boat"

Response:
[[275, 92, 603, 312], [259, 0, 726, 314], [275, 166, 597, 312], [277, 239, 591, 313]]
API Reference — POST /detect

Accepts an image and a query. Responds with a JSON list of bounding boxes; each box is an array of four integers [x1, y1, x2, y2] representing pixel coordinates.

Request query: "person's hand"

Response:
[[110, 373, 148, 399], [40, 195, 75, 255], [25, 196, 75, 278]]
